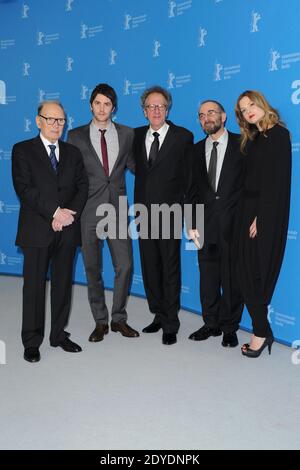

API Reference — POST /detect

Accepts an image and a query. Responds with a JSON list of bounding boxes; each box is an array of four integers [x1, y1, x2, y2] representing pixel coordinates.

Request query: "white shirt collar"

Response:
[[91, 119, 113, 132], [147, 121, 169, 138], [207, 128, 228, 146], [39, 132, 58, 149]]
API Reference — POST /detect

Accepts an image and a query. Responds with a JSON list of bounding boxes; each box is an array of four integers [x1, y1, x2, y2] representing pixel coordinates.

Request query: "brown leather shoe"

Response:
[[111, 321, 139, 338], [89, 324, 109, 342]]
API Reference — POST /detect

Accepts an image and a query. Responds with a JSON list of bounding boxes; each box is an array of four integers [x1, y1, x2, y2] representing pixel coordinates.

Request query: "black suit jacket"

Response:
[[12, 136, 88, 247], [187, 131, 245, 245], [134, 121, 194, 207]]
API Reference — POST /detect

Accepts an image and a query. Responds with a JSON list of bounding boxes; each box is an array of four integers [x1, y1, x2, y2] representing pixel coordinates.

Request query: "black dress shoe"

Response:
[[142, 321, 162, 333], [111, 322, 139, 337], [162, 333, 177, 345], [53, 337, 82, 353], [189, 325, 222, 341], [222, 331, 239, 348], [89, 324, 109, 342], [24, 347, 40, 363]]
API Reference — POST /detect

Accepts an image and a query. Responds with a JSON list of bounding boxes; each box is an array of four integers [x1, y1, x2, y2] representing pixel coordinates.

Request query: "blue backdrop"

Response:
[[0, 0, 299, 345]]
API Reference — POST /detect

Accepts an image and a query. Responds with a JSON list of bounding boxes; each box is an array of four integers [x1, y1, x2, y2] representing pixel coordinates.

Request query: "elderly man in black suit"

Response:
[[187, 100, 244, 347], [12, 101, 88, 362], [134, 86, 194, 346]]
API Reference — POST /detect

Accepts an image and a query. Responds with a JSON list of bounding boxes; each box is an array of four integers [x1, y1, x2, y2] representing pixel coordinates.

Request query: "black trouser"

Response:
[[21, 234, 75, 348], [139, 237, 181, 334], [246, 303, 273, 338], [198, 241, 243, 334]]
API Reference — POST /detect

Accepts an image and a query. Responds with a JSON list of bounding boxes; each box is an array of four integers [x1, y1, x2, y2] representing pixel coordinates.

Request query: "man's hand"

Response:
[[52, 219, 63, 232], [54, 208, 76, 227], [188, 229, 201, 249], [249, 216, 257, 238]]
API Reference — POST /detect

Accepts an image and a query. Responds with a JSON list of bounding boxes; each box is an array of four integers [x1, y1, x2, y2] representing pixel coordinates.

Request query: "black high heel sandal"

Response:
[[241, 336, 274, 358]]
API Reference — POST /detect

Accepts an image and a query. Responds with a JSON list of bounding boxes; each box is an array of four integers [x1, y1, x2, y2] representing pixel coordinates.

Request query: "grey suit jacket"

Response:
[[67, 122, 134, 223]]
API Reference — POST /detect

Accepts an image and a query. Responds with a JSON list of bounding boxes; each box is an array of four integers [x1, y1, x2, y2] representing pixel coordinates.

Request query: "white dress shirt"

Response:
[[39, 133, 60, 161], [90, 120, 119, 175], [39, 133, 60, 217], [205, 128, 228, 190], [145, 122, 170, 158]]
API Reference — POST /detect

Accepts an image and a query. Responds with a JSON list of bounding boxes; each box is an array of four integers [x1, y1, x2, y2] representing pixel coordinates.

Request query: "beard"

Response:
[[202, 118, 222, 135]]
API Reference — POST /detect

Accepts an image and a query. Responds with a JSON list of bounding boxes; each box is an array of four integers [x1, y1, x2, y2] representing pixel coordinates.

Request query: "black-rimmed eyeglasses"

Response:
[[39, 115, 66, 126]]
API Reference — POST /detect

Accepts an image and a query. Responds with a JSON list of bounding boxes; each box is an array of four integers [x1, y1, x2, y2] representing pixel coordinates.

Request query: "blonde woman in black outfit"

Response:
[[235, 90, 291, 358]]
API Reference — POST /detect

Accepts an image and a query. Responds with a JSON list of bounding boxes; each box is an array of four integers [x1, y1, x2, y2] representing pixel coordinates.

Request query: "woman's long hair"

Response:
[[235, 90, 284, 152]]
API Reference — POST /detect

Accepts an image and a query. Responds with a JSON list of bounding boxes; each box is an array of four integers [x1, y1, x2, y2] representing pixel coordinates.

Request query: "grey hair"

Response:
[[140, 86, 172, 109]]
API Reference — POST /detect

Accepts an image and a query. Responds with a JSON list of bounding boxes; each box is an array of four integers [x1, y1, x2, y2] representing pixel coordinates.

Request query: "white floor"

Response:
[[0, 275, 299, 450]]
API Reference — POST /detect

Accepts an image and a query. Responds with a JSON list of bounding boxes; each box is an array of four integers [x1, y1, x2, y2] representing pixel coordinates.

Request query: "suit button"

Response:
[[216, 196, 220, 200]]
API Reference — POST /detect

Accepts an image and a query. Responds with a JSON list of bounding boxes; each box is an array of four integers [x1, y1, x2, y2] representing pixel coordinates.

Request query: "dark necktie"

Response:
[[208, 141, 219, 192], [99, 129, 109, 176], [148, 132, 160, 167], [48, 144, 58, 174]]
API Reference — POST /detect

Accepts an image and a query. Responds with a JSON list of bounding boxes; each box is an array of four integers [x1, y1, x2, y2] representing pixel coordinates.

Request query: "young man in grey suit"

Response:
[[68, 83, 139, 342]]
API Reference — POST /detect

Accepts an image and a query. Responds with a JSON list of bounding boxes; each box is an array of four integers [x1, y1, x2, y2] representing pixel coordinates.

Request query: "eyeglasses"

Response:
[[39, 115, 66, 126], [198, 109, 222, 120], [144, 104, 167, 111]]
